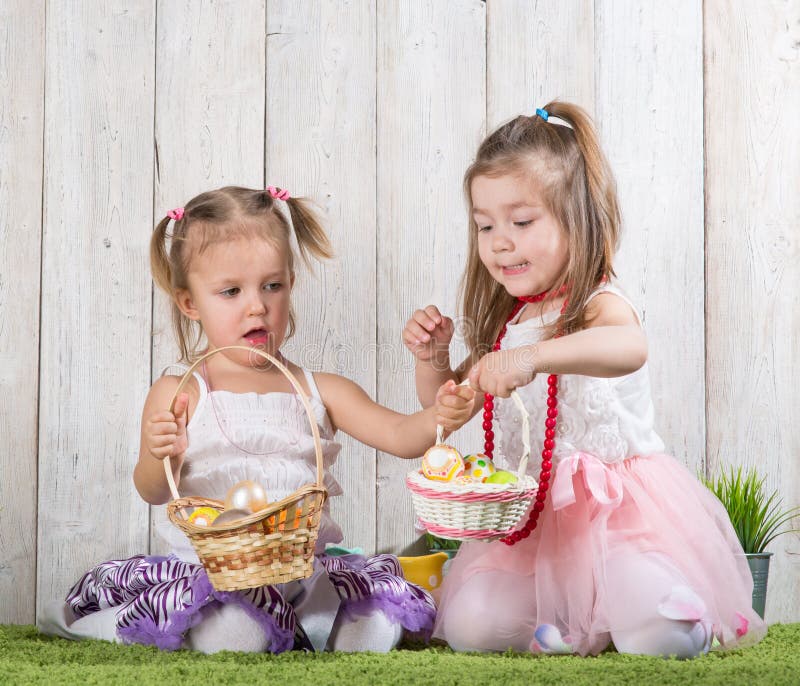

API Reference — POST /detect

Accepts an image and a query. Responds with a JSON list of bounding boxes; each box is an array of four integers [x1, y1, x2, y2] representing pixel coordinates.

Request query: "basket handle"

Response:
[[162, 345, 326, 502], [435, 381, 531, 481]]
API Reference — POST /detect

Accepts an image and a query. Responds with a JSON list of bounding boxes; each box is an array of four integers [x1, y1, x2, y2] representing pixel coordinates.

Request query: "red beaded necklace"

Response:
[[483, 284, 568, 546]]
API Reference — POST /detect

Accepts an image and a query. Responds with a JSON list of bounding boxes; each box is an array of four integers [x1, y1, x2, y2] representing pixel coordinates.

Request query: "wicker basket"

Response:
[[163, 346, 328, 591], [407, 389, 537, 541]]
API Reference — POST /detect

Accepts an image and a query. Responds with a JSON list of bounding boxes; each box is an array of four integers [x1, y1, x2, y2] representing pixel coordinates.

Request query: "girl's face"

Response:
[[177, 235, 293, 363], [472, 174, 569, 299]]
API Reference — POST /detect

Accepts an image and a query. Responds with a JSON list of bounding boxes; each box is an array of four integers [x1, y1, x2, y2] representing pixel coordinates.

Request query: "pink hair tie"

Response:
[[167, 207, 184, 221], [267, 186, 291, 201]]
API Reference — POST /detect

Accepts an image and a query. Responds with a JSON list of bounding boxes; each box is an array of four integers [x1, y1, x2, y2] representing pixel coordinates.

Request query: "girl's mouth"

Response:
[[501, 262, 530, 276], [244, 328, 269, 346]]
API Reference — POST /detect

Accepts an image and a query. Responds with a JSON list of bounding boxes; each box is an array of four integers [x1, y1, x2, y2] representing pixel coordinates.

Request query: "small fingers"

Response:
[[405, 320, 432, 344], [423, 305, 443, 327]]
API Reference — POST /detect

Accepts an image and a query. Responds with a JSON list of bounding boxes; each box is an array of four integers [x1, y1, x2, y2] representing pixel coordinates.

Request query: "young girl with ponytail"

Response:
[[403, 103, 766, 658]]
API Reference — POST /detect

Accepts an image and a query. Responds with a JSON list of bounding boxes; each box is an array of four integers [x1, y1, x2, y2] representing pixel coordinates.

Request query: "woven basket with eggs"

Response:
[[163, 346, 327, 591], [406, 390, 537, 541]]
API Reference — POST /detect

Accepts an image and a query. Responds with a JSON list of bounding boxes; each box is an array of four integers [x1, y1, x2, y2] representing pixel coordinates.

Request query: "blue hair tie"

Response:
[[535, 107, 549, 121]]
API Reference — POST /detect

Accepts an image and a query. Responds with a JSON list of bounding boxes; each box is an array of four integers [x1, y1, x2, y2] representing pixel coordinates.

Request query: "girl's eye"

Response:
[[478, 225, 492, 232], [220, 287, 240, 297], [514, 220, 533, 227], [264, 282, 282, 292]]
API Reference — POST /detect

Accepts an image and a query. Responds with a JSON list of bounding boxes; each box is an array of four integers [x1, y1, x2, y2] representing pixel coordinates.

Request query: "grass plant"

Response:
[[702, 465, 800, 554], [3, 624, 800, 685]]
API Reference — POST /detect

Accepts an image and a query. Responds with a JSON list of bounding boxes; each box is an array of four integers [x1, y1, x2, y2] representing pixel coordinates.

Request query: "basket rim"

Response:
[[406, 468, 537, 497], [162, 345, 328, 513], [168, 484, 327, 534]]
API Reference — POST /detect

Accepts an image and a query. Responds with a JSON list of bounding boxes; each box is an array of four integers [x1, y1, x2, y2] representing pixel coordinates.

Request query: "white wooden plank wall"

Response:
[[149, 0, 266, 555], [0, 0, 45, 624], [35, 1, 155, 618], [376, 0, 486, 554], [704, 0, 800, 624], [0, 0, 796, 625], [596, 1, 706, 473]]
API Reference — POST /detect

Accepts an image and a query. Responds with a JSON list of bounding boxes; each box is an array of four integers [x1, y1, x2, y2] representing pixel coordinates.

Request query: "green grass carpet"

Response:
[[2, 624, 799, 686]]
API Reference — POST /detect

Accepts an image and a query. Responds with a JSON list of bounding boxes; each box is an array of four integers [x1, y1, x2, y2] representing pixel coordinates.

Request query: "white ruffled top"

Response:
[[494, 283, 665, 474], [156, 365, 344, 558]]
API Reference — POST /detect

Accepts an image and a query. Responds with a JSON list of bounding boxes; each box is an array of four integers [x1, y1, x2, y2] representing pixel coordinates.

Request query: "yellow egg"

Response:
[[224, 480, 270, 513], [187, 506, 220, 527], [421, 445, 464, 481]]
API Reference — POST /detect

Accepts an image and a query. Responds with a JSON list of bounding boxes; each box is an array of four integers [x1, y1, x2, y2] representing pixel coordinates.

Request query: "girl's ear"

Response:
[[175, 288, 200, 321], [290, 271, 296, 289]]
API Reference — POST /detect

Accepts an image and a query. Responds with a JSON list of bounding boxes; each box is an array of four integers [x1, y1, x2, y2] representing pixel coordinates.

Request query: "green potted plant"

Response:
[[425, 532, 461, 559], [702, 465, 800, 618]]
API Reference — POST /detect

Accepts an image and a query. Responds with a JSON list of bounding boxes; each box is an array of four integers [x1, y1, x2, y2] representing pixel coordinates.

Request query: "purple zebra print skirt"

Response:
[[64, 552, 435, 653]]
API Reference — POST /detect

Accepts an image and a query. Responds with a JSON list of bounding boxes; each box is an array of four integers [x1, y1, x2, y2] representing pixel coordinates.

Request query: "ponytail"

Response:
[[150, 216, 174, 295], [285, 197, 334, 267]]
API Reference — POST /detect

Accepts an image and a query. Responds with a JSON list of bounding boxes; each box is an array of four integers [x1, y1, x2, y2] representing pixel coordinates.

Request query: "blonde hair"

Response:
[[151, 186, 333, 362], [461, 101, 620, 353]]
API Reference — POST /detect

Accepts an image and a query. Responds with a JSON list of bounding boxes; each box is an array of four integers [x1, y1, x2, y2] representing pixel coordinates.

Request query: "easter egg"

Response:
[[211, 508, 252, 527], [224, 480, 269, 513], [421, 444, 464, 481], [463, 453, 496, 482], [485, 469, 518, 485], [187, 506, 220, 527]]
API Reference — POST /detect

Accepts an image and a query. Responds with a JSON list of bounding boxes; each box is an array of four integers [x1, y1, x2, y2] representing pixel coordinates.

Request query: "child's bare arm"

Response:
[[469, 294, 647, 397], [316, 373, 476, 458]]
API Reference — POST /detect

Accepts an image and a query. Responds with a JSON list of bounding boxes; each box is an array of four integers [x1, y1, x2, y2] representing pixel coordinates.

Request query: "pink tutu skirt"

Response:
[[433, 452, 767, 656]]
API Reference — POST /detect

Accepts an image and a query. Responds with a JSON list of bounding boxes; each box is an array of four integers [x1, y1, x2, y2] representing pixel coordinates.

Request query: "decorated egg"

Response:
[[224, 480, 270, 513], [421, 444, 464, 481], [463, 453, 496, 482], [485, 469, 518, 485], [187, 506, 220, 527]]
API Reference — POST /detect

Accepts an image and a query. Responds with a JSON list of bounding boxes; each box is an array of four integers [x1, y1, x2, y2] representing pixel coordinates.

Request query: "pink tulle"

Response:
[[433, 453, 767, 656]]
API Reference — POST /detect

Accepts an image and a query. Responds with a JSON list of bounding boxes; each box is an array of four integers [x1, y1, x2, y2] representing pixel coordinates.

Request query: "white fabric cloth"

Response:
[[494, 282, 665, 473], [156, 365, 344, 559]]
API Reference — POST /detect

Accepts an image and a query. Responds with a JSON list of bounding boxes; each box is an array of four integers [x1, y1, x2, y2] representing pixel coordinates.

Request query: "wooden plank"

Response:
[[705, 0, 800, 622], [37, 1, 154, 617], [377, 0, 486, 554], [487, 0, 595, 126], [149, 0, 266, 555], [0, 0, 45, 624], [267, 0, 377, 551], [595, 1, 705, 472]]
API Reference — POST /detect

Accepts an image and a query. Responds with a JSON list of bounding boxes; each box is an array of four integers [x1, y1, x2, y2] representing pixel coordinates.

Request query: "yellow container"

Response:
[[397, 552, 449, 591]]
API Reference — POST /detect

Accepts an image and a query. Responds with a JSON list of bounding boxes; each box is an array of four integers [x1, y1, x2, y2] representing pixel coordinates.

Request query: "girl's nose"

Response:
[[491, 227, 513, 252], [248, 296, 267, 315]]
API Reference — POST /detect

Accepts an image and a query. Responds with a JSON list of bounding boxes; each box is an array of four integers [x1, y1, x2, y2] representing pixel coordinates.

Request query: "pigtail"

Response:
[[150, 216, 175, 296], [284, 197, 334, 267]]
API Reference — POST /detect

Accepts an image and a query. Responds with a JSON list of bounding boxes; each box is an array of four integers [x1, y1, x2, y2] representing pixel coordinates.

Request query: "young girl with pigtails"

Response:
[[40, 184, 474, 654], [404, 102, 766, 658]]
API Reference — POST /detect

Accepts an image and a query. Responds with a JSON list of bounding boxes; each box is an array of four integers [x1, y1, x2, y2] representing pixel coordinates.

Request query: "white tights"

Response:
[[441, 552, 712, 659]]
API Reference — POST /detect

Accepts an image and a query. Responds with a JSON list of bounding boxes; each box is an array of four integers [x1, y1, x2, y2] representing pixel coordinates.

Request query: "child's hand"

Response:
[[402, 305, 454, 363], [468, 347, 537, 398], [144, 393, 189, 460], [435, 379, 476, 432]]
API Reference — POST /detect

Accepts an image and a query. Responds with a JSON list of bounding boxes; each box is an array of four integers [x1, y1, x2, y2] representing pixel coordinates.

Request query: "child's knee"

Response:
[[441, 574, 533, 652], [186, 603, 271, 654]]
